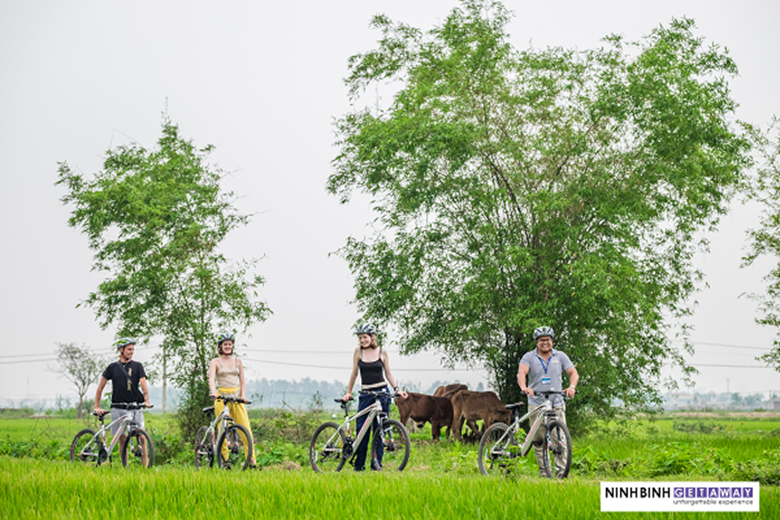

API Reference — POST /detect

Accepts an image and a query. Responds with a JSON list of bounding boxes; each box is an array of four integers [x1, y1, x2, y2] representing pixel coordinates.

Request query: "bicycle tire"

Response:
[[120, 427, 154, 469], [478, 422, 520, 477], [70, 428, 101, 466], [194, 425, 214, 470], [216, 424, 253, 470], [372, 418, 410, 471], [309, 421, 347, 473], [541, 419, 572, 479]]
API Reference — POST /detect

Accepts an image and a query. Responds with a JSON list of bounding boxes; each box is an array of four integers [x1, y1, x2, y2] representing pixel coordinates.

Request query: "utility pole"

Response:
[[162, 344, 167, 414]]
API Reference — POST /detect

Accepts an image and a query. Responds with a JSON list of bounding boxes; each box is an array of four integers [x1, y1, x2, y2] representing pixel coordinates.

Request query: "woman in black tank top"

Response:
[[342, 324, 408, 471]]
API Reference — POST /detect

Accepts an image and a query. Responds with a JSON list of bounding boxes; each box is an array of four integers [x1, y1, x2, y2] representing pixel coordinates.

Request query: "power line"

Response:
[[673, 340, 770, 352], [243, 358, 480, 372], [692, 363, 774, 369], [0, 358, 58, 365]]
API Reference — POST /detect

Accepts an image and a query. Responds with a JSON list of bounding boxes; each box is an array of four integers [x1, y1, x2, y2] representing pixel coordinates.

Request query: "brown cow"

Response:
[[449, 390, 511, 441], [433, 383, 468, 399], [395, 392, 454, 440]]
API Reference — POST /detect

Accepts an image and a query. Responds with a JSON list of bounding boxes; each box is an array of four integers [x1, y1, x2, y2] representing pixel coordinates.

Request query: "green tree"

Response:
[[56, 117, 270, 436], [743, 118, 780, 372], [327, 0, 751, 428], [50, 343, 106, 418]]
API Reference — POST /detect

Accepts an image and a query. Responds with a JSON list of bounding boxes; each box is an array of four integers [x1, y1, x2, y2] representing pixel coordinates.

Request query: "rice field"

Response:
[[1, 412, 779, 519]]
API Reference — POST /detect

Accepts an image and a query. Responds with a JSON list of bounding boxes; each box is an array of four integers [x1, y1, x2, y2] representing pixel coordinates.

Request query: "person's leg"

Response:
[[353, 393, 373, 471], [230, 402, 257, 466], [371, 393, 391, 470]]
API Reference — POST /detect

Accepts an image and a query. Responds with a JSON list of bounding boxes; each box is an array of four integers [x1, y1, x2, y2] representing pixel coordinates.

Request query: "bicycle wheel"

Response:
[[309, 422, 347, 473], [194, 426, 214, 470], [541, 420, 572, 479], [478, 422, 519, 477], [70, 428, 101, 466], [372, 418, 410, 471], [120, 428, 155, 469], [216, 424, 253, 470]]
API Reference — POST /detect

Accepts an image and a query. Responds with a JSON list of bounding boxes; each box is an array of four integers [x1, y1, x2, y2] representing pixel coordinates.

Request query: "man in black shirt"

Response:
[[94, 338, 151, 449]]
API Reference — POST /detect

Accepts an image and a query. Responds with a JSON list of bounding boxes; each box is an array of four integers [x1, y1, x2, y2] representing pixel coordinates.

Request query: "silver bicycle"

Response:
[[69, 402, 154, 469], [309, 390, 410, 472], [194, 395, 254, 470], [478, 390, 572, 478]]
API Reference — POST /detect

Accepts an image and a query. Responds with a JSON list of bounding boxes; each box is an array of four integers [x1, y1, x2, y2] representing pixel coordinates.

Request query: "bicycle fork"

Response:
[[519, 410, 547, 457]]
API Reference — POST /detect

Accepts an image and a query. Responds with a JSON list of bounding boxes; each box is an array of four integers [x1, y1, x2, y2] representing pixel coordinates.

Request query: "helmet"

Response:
[[533, 326, 555, 340], [354, 324, 377, 335], [114, 337, 136, 350], [217, 332, 235, 346]]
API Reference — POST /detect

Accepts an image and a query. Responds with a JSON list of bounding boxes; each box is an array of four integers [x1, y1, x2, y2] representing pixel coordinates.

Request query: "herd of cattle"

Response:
[[395, 384, 513, 441]]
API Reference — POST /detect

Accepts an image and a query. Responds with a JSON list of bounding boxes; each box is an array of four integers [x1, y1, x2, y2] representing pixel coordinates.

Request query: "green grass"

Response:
[[2, 412, 780, 518], [2, 457, 779, 520]]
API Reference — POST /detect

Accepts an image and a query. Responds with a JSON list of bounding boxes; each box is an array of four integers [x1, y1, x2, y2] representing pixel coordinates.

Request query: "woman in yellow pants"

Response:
[[208, 332, 257, 469]]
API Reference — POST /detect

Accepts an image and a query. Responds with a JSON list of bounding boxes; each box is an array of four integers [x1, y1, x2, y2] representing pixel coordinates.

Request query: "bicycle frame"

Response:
[[335, 397, 383, 451], [83, 405, 145, 463], [197, 396, 243, 450], [490, 392, 563, 458]]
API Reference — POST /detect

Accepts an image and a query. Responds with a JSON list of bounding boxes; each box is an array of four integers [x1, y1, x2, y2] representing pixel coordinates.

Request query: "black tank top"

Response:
[[358, 348, 386, 389]]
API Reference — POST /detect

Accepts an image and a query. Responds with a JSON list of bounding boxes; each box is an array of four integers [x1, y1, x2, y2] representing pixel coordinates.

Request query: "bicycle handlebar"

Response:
[[211, 395, 251, 404], [522, 390, 575, 399], [92, 403, 152, 418]]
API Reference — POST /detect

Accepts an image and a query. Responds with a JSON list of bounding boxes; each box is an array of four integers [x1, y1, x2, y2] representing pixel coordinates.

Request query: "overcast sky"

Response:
[[2, 0, 780, 407]]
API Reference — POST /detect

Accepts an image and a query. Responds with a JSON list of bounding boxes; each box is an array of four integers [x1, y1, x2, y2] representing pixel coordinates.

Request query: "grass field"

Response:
[[1, 457, 778, 520], [1, 411, 779, 518]]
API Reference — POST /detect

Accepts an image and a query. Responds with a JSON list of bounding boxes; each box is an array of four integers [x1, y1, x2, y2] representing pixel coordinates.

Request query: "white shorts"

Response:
[[110, 408, 145, 435]]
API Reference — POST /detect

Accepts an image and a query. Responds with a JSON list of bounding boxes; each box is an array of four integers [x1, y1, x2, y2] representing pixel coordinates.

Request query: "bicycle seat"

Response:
[[505, 403, 525, 411], [202, 406, 215, 414]]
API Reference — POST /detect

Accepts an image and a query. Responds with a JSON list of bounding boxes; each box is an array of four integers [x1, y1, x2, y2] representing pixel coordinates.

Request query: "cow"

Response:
[[449, 390, 511, 441], [433, 383, 468, 399], [395, 392, 454, 440]]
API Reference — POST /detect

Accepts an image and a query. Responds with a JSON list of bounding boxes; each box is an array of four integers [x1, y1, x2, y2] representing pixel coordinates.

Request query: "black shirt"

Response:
[[102, 360, 146, 406]]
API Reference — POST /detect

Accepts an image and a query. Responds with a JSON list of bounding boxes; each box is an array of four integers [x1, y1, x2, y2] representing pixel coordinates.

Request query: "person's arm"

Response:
[[139, 377, 151, 407], [237, 358, 247, 402], [382, 349, 408, 398], [343, 348, 360, 401], [517, 363, 534, 397], [564, 366, 579, 398], [208, 359, 218, 398], [94, 376, 108, 413]]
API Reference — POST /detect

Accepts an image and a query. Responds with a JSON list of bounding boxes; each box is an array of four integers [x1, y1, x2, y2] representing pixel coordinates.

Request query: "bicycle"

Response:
[[309, 390, 410, 473], [69, 402, 155, 469], [477, 390, 572, 479], [194, 395, 254, 470]]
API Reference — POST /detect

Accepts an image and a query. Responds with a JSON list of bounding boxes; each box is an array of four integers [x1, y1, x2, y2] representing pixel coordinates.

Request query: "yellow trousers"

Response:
[[215, 387, 256, 465]]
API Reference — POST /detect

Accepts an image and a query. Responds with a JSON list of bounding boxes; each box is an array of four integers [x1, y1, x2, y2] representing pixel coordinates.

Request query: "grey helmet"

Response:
[[354, 324, 377, 335], [217, 332, 235, 346], [114, 337, 136, 351], [533, 326, 555, 340]]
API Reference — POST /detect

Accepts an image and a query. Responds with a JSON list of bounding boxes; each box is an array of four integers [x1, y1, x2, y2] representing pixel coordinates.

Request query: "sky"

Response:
[[1, 0, 780, 408]]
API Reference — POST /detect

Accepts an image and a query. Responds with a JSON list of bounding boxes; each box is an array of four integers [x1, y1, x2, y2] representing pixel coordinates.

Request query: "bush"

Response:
[[0, 437, 68, 460], [647, 442, 729, 477], [672, 420, 725, 434], [730, 450, 780, 485]]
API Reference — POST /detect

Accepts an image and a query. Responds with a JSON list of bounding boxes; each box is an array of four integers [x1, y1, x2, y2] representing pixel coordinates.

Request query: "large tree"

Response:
[[743, 118, 780, 371], [327, 0, 751, 426], [57, 117, 270, 435]]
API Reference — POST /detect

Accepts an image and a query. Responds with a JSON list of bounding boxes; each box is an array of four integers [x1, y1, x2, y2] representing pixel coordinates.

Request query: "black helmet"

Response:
[[533, 326, 554, 340]]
